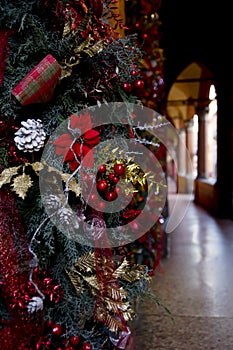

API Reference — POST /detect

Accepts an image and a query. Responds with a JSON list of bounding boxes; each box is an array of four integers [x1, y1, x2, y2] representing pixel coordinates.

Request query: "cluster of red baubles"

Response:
[[121, 66, 145, 95], [42, 320, 92, 350], [96, 163, 125, 201]]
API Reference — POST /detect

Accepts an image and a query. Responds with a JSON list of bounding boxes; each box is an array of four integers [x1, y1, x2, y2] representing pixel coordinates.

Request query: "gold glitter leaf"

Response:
[[0, 166, 20, 188], [11, 173, 33, 199], [66, 270, 82, 294], [75, 252, 96, 273], [61, 174, 81, 196], [82, 40, 107, 57], [30, 162, 44, 174]]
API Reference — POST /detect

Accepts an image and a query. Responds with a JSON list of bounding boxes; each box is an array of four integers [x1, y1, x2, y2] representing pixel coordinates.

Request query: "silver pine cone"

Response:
[[57, 207, 82, 229], [43, 194, 63, 211], [14, 118, 46, 152], [27, 296, 43, 314]]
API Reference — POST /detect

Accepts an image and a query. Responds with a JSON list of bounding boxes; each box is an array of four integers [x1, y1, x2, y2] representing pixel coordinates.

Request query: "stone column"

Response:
[[196, 107, 209, 179], [185, 119, 195, 176], [177, 128, 186, 175]]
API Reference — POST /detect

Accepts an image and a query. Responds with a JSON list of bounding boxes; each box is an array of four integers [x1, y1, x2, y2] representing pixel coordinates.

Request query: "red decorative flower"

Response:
[[53, 111, 100, 171]]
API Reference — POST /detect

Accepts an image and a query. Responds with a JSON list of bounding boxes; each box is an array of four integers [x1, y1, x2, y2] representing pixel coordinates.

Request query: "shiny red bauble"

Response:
[[105, 191, 117, 201], [70, 335, 81, 346], [122, 82, 132, 93], [131, 70, 138, 77], [97, 179, 108, 191], [114, 163, 125, 176], [52, 324, 62, 336], [108, 172, 115, 181], [98, 164, 106, 173], [134, 79, 145, 89], [82, 342, 93, 350], [112, 176, 119, 184]]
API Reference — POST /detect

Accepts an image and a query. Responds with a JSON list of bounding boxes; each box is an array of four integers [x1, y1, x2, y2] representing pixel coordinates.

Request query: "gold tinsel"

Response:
[[66, 252, 150, 332]]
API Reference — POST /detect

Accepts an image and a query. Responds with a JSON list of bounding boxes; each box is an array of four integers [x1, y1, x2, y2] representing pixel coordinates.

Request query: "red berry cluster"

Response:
[[96, 163, 125, 201], [41, 320, 92, 350], [122, 78, 145, 94]]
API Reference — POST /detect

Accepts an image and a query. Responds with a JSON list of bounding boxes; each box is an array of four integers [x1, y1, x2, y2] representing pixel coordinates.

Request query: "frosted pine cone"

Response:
[[58, 207, 83, 229], [14, 119, 46, 152], [43, 194, 63, 211]]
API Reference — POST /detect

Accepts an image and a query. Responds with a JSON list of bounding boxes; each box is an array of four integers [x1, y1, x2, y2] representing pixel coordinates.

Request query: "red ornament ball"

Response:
[[52, 324, 62, 337], [134, 79, 145, 89], [114, 163, 125, 176], [97, 179, 108, 191], [70, 335, 81, 346], [113, 176, 119, 184], [98, 164, 106, 173], [108, 172, 115, 181], [105, 191, 117, 201], [131, 70, 138, 77], [122, 82, 132, 93], [82, 342, 93, 350]]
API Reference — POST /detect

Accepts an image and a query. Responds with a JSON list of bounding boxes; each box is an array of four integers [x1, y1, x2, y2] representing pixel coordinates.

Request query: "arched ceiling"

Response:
[[165, 62, 215, 129]]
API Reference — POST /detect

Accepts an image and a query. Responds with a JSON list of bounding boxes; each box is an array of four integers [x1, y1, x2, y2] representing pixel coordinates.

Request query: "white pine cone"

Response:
[[58, 207, 81, 229], [43, 194, 63, 211], [14, 118, 46, 152], [27, 296, 43, 314]]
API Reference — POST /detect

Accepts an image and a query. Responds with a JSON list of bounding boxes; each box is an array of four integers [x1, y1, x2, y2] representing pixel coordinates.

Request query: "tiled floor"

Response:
[[133, 186, 233, 349]]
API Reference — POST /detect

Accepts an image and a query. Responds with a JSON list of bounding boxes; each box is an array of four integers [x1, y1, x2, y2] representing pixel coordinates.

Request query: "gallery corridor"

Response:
[[134, 186, 233, 349]]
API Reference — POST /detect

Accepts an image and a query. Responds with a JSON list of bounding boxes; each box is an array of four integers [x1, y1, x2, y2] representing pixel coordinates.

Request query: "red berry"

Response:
[[82, 342, 92, 350], [98, 201, 106, 210], [134, 79, 145, 89], [46, 319, 54, 328], [131, 70, 138, 77], [122, 82, 132, 93], [114, 163, 125, 176], [98, 164, 106, 173], [90, 193, 97, 201], [52, 324, 62, 336], [65, 346, 75, 350], [105, 191, 117, 201], [113, 176, 119, 184], [108, 172, 115, 181], [70, 335, 81, 346], [97, 179, 108, 191]]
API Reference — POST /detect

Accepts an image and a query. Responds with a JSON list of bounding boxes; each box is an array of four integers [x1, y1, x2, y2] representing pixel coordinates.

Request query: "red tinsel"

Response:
[[0, 189, 64, 349], [0, 189, 44, 349]]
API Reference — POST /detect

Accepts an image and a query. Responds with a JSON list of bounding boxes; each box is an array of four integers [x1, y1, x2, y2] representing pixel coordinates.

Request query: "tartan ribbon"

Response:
[[11, 54, 61, 105]]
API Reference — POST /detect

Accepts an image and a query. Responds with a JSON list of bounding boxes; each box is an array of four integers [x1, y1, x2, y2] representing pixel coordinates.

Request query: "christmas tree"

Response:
[[0, 1, 167, 349]]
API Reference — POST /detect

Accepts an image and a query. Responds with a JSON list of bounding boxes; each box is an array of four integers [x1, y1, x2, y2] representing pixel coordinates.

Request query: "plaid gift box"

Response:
[[11, 54, 61, 105]]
